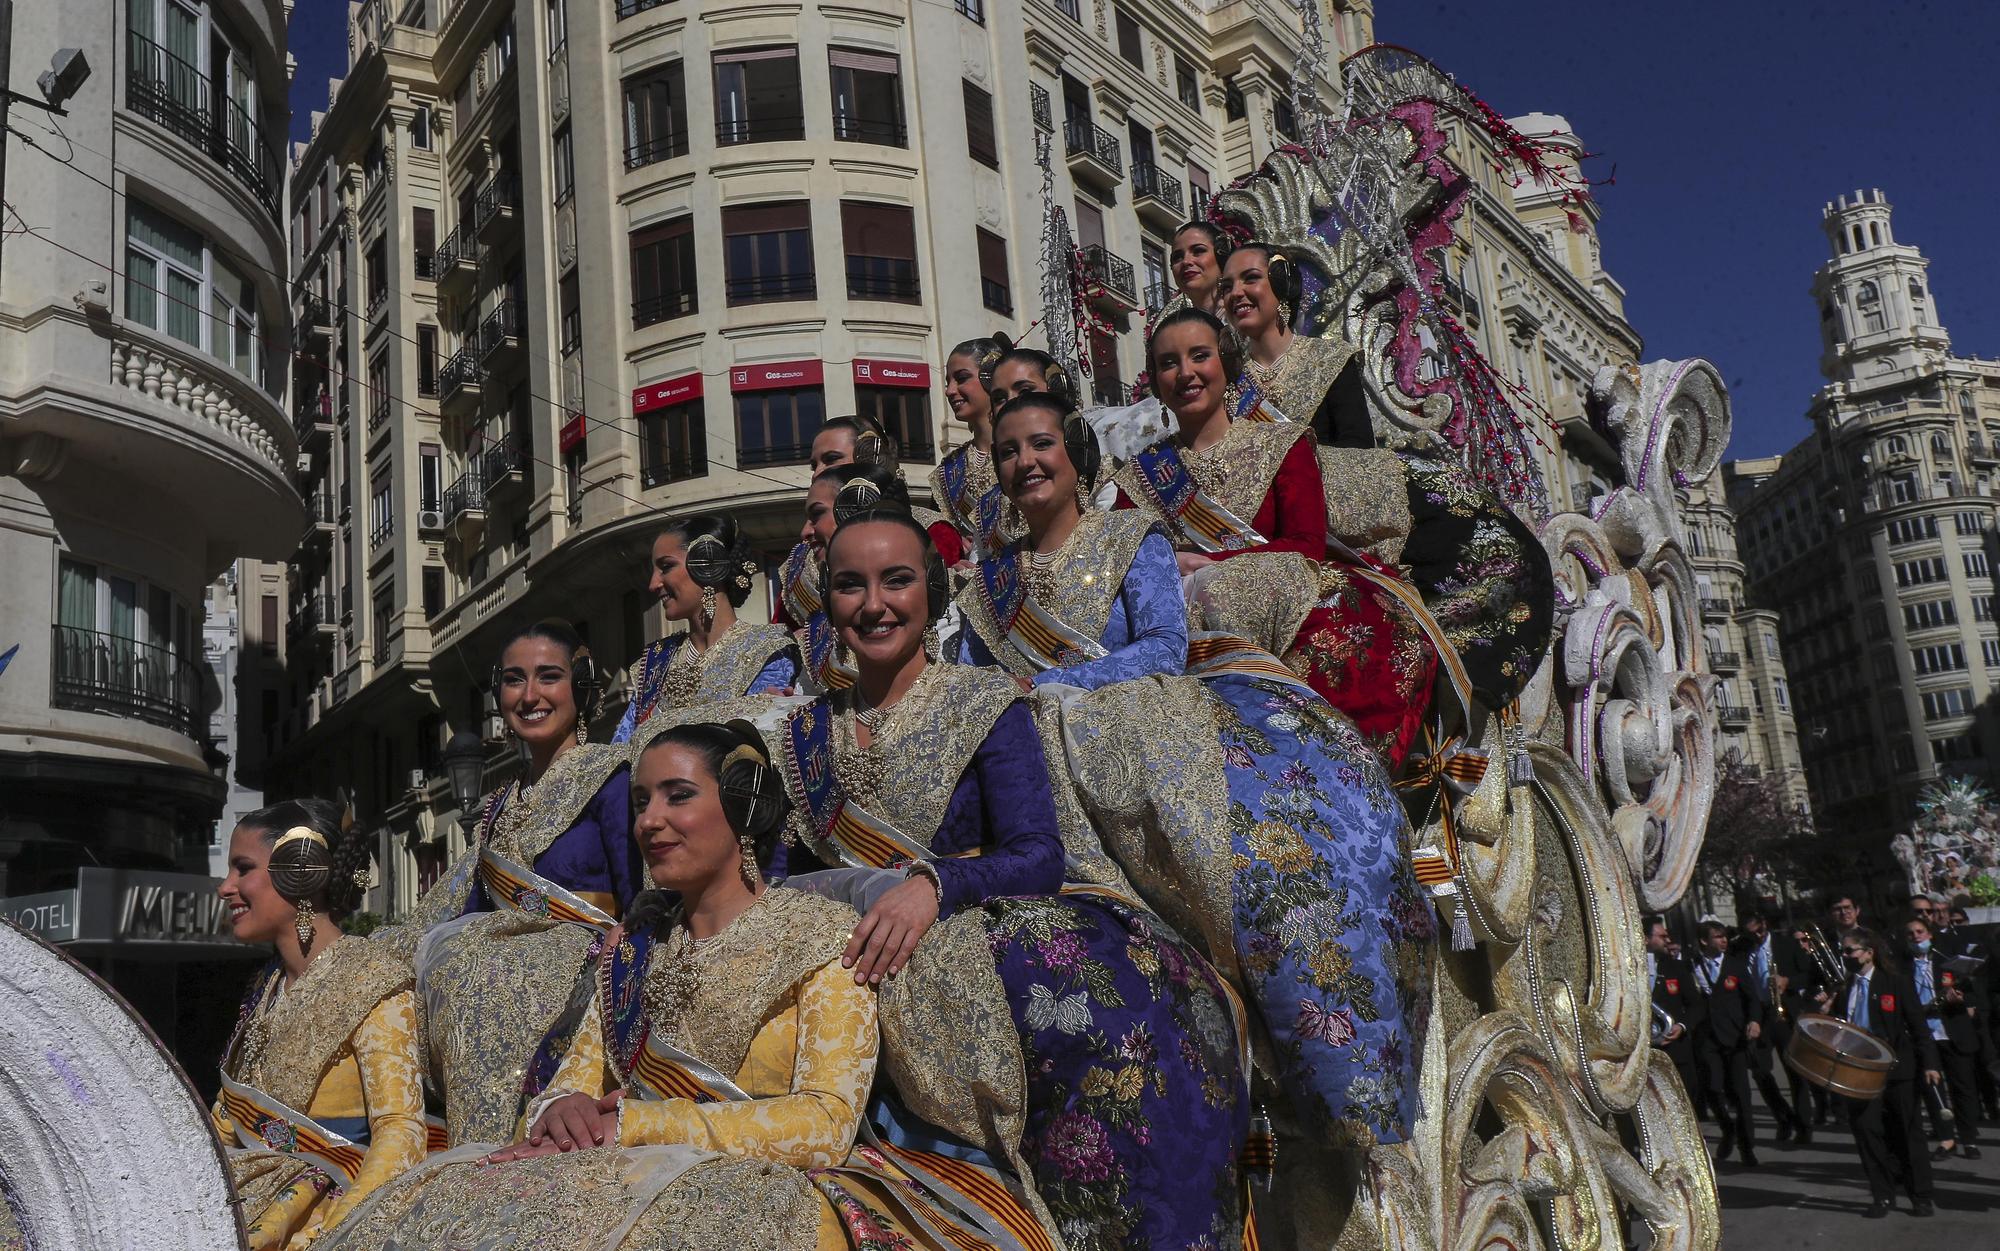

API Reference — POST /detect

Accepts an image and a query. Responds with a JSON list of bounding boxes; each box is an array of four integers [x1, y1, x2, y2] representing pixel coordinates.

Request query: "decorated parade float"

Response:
[[0, 35, 1725, 1251]]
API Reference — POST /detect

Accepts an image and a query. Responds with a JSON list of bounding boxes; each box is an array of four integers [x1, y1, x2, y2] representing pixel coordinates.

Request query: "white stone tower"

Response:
[[1814, 188, 1950, 385]]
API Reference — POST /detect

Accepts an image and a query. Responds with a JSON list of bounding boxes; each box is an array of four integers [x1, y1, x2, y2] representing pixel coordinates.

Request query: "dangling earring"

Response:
[[923, 623, 942, 664], [738, 832, 760, 889], [294, 898, 317, 955], [1075, 481, 1094, 513], [575, 716, 588, 746], [834, 638, 854, 671], [1279, 299, 1295, 325], [699, 585, 718, 631]]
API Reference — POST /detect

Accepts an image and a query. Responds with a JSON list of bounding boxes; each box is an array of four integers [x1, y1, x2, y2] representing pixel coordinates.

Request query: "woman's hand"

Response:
[[1011, 674, 1034, 693], [1175, 551, 1215, 576], [843, 877, 940, 985], [523, 1091, 615, 1156]]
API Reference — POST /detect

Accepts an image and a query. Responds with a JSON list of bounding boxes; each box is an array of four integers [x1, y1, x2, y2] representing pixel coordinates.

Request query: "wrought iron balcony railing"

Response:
[[125, 33, 281, 219]]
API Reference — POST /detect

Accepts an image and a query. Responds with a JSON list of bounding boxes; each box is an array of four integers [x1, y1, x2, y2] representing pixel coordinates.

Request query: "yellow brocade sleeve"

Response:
[[520, 996, 614, 1137], [307, 990, 427, 1236], [617, 960, 877, 1169]]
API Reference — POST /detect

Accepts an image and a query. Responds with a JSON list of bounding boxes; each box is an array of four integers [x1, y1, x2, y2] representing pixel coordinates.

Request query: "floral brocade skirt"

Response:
[[1279, 572, 1437, 774], [982, 891, 1249, 1251]]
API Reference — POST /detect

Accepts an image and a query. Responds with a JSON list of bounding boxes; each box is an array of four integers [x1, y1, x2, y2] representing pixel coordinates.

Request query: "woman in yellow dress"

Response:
[[212, 798, 426, 1249], [316, 723, 1053, 1251]]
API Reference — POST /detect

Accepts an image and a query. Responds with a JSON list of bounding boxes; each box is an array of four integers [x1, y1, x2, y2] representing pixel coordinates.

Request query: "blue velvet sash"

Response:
[[628, 636, 684, 728], [802, 611, 856, 692]]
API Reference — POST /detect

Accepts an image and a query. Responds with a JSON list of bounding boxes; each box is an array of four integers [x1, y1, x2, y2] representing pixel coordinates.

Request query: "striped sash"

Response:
[[219, 1072, 367, 1189], [974, 548, 1109, 674], [1185, 632, 1316, 696], [628, 635, 683, 728], [939, 450, 1009, 555], [1229, 383, 1285, 425], [783, 704, 933, 870], [780, 543, 822, 623], [479, 845, 618, 929], [803, 611, 857, 692], [1127, 440, 1266, 553]]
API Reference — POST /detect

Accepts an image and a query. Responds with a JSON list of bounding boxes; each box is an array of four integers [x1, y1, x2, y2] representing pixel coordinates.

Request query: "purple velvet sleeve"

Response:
[[527, 766, 643, 913], [930, 702, 1065, 917]]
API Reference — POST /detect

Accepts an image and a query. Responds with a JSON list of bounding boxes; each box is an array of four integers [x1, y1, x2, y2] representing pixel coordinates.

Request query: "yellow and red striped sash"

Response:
[[479, 846, 618, 930], [219, 1073, 365, 1187]]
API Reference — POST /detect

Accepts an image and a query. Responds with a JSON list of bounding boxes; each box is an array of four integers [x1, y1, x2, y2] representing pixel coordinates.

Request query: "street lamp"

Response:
[[442, 730, 487, 838]]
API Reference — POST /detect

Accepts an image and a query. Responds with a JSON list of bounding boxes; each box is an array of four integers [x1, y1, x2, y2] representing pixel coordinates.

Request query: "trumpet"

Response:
[[1803, 922, 1846, 988]]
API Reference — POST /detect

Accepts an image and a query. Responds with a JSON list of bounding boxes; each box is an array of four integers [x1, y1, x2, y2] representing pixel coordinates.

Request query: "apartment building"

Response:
[[1727, 190, 2000, 842], [0, 0, 298, 1047]]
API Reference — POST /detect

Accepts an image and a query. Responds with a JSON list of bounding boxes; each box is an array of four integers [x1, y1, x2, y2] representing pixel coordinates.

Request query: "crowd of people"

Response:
[[202, 224, 1559, 1251], [1646, 892, 1994, 1219]]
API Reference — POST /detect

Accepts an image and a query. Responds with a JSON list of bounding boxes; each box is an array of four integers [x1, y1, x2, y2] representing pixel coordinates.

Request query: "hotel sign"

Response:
[[0, 869, 254, 953]]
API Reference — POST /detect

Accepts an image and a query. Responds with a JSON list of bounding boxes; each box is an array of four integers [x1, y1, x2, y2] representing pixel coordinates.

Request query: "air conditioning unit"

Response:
[[407, 767, 429, 792], [418, 509, 445, 533], [296, 454, 313, 475]]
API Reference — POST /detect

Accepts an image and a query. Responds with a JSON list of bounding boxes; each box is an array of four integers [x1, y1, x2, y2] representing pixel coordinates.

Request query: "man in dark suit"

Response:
[[1647, 917, 1706, 1109], [1736, 909, 1811, 1143], [1692, 919, 1764, 1165], [1907, 914, 1984, 1159], [1830, 894, 1863, 941], [1819, 927, 1943, 1217]]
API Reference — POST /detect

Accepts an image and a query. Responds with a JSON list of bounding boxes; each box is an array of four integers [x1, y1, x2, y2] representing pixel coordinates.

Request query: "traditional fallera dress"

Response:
[[774, 542, 856, 694], [957, 509, 1432, 1145], [377, 743, 642, 1146], [774, 666, 1250, 1251], [1225, 333, 1374, 448], [316, 888, 1052, 1251], [610, 619, 799, 744], [211, 937, 429, 1250], [1112, 417, 1439, 770], [928, 443, 1008, 558]]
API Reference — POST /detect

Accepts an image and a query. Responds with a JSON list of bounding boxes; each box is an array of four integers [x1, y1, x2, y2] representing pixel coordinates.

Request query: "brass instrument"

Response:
[[1651, 1002, 1677, 1045], [1803, 922, 1846, 987]]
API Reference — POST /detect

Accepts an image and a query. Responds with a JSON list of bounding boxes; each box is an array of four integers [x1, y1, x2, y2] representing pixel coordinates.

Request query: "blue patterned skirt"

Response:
[[983, 891, 1248, 1251], [1206, 672, 1432, 1143]]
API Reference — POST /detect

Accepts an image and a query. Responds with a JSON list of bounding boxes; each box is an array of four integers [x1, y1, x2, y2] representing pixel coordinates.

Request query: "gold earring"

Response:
[[923, 623, 942, 664], [294, 899, 317, 954], [575, 717, 588, 745], [699, 585, 718, 630], [738, 833, 760, 889], [1279, 299, 1294, 324], [1075, 481, 1093, 513]]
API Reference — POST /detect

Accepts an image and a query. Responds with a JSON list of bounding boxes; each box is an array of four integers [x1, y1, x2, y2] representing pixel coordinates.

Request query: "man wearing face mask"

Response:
[[1692, 919, 1765, 1166], [1817, 928, 1942, 1217], [1735, 909, 1810, 1144], [1907, 914, 1984, 1160]]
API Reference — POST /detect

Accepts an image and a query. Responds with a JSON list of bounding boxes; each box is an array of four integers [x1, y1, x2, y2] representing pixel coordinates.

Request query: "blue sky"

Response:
[[288, 1, 2000, 459]]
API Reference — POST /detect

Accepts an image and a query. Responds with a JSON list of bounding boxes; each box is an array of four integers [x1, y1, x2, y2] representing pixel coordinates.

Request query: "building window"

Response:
[[1141, 240, 1170, 311], [1923, 687, 1976, 721], [1273, 91, 1299, 142], [1977, 596, 1998, 623], [413, 207, 436, 279], [855, 385, 934, 463], [372, 581, 396, 651], [558, 272, 582, 356], [1055, 0, 1081, 21], [422, 565, 445, 619], [955, 0, 984, 23], [367, 351, 391, 429], [714, 47, 803, 146], [1224, 79, 1246, 121], [1970, 551, 1992, 578], [1912, 643, 1967, 675], [640, 399, 709, 487], [552, 124, 574, 202], [365, 233, 389, 311], [1904, 598, 1958, 630], [369, 470, 394, 548], [842, 202, 919, 302], [1114, 8, 1143, 66], [735, 386, 825, 467], [1175, 57, 1199, 111], [1956, 510, 1989, 535], [829, 49, 905, 146], [411, 104, 433, 149], [125, 200, 259, 380], [419, 442, 443, 513], [1887, 515, 1938, 545], [417, 325, 439, 396], [1894, 557, 1948, 587], [631, 217, 697, 325], [964, 81, 999, 168], [126, 0, 277, 215], [623, 62, 687, 166], [52, 557, 199, 734], [1858, 280, 1884, 333], [1932, 734, 1983, 765], [1186, 162, 1211, 216], [1762, 630, 1779, 659], [977, 228, 1011, 314], [563, 443, 587, 524], [723, 202, 815, 305], [1984, 638, 2000, 667], [1088, 330, 1122, 406], [1771, 676, 1790, 710]]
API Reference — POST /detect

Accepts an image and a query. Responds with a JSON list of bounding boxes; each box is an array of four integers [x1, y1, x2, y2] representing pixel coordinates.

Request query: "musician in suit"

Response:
[[1736, 909, 1811, 1144], [1816, 927, 1943, 1218], [1941, 900, 2000, 1120], [1906, 915, 1983, 1159], [1647, 917, 1706, 1108], [1830, 894, 1863, 942], [1692, 919, 1765, 1165]]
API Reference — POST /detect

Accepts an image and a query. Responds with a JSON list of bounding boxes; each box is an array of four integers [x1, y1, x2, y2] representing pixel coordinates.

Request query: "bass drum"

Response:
[[0, 918, 242, 1250], [1783, 1012, 1897, 1101]]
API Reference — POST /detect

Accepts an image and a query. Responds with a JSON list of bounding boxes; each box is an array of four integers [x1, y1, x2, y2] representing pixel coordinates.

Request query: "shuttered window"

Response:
[[964, 81, 998, 168], [842, 202, 918, 303]]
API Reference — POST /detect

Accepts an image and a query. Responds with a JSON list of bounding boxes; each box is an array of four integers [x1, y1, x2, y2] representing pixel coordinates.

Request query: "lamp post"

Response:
[[442, 730, 487, 841]]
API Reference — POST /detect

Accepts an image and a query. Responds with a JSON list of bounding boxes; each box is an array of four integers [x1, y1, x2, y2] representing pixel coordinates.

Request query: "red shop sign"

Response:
[[731, 359, 824, 393], [632, 372, 704, 411], [852, 358, 930, 389], [558, 412, 586, 452]]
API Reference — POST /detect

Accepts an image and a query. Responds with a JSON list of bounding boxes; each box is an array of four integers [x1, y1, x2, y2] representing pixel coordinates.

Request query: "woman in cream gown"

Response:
[[212, 798, 427, 1249]]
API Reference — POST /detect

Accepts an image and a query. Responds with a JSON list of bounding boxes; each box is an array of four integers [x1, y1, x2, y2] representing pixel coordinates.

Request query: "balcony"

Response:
[[481, 436, 529, 500], [833, 114, 906, 147], [642, 450, 708, 488], [1699, 597, 1734, 620], [443, 466, 488, 544], [1131, 162, 1184, 230], [1063, 118, 1122, 189], [297, 296, 333, 344], [124, 33, 281, 220], [717, 115, 806, 147], [737, 441, 814, 468], [846, 257, 920, 303], [475, 175, 521, 244], [1143, 281, 1174, 314], [431, 224, 479, 298], [634, 290, 697, 328], [625, 131, 688, 169], [479, 301, 525, 366], [1441, 274, 1484, 325], [1080, 244, 1139, 314], [615, 0, 674, 17], [1971, 435, 2000, 465], [303, 492, 336, 549], [50, 625, 202, 739], [293, 394, 334, 452], [368, 392, 393, 433], [1030, 84, 1052, 132], [1717, 704, 1751, 727], [291, 593, 337, 648], [438, 348, 483, 417], [1709, 650, 1742, 673], [725, 272, 816, 305]]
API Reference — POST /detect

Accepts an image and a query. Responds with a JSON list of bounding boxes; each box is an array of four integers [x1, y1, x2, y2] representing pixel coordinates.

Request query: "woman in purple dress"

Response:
[[766, 510, 1249, 1251], [379, 619, 643, 1146]]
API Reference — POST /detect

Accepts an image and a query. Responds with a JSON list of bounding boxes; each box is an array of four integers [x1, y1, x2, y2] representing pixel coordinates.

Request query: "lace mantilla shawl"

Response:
[[635, 887, 856, 1081], [227, 936, 413, 1111], [484, 742, 627, 866], [1116, 417, 1312, 529], [1225, 334, 1360, 427], [636, 621, 797, 715], [956, 511, 1164, 681]]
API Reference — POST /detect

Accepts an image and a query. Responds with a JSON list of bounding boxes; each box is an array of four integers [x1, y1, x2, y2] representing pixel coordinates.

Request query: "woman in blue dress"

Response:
[[761, 508, 1249, 1251], [377, 619, 643, 1146], [613, 513, 798, 743], [959, 392, 1434, 1151]]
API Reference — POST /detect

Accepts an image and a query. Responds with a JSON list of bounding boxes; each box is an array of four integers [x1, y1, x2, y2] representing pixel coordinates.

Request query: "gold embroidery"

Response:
[[484, 743, 628, 868], [643, 621, 796, 715], [228, 936, 413, 1112], [1224, 333, 1359, 429], [1316, 446, 1414, 564]]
